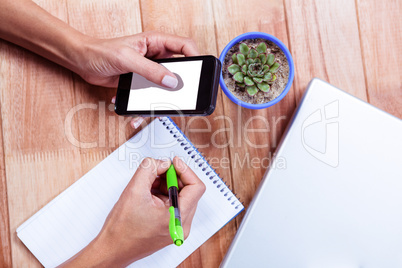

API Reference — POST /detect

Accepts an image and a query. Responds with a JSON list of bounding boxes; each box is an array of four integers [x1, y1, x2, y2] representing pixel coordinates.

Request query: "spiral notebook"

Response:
[[17, 117, 243, 268]]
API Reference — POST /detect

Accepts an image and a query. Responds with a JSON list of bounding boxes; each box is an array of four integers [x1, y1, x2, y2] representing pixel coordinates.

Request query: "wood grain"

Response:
[[284, 0, 367, 102], [0, 106, 11, 267], [0, 0, 83, 266], [212, 0, 296, 224], [1, 0, 400, 267], [356, 0, 402, 118], [140, 1, 236, 266]]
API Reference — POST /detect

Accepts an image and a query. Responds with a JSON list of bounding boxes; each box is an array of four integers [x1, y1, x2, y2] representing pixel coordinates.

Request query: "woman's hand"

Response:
[[60, 157, 206, 267], [76, 31, 200, 88], [76, 31, 200, 128], [1, 0, 198, 129]]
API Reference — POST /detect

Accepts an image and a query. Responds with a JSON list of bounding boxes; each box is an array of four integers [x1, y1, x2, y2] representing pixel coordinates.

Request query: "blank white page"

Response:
[[17, 117, 243, 268]]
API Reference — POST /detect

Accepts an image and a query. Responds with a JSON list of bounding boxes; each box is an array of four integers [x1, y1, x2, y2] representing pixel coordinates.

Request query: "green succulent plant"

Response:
[[228, 42, 279, 96]]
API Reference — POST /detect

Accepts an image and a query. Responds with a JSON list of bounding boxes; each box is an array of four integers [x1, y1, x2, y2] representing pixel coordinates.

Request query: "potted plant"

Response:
[[219, 32, 294, 109]]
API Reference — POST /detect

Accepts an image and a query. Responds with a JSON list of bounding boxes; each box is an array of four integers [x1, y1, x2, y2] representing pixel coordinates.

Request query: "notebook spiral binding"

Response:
[[159, 117, 241, 209]]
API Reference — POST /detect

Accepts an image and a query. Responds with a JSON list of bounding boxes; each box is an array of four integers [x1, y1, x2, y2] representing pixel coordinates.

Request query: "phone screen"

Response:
[[126, 60, 203, 111]]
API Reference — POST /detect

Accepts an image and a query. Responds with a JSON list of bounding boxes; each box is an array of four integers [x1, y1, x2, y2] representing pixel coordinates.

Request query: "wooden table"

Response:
[[0, 0, 400, 266]]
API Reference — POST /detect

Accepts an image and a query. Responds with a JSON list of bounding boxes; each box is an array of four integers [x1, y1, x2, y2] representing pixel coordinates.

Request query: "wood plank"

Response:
[[0, 106, 12, 268], [2, 0, 395, 267], [0, 0, 83, 266], [65, 0, 143, 173], [283, 0, 367, 102], [212, 0, 296, 225], [356, 0, 402, 118], [140, 1, 236, 267]]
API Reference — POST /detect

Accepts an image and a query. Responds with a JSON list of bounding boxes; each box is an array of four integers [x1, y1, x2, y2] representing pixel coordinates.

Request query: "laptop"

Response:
[[221, 78, 402, 268]]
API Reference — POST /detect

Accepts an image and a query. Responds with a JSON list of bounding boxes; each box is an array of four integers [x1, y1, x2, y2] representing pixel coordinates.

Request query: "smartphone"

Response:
[[114, 55, 221, 116]]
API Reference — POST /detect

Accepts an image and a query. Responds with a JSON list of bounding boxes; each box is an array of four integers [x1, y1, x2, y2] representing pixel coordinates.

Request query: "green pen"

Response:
[[166, 164, 184, 246]]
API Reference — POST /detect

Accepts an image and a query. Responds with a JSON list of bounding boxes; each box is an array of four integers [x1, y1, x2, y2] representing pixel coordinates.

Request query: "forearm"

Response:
[[0, 0, 88, 73], [58, 232, 125, 268], [59, 225, 148, 267]]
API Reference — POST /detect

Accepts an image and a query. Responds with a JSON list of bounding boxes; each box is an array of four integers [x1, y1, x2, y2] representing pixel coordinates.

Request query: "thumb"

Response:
[[126, 51, 178, 89]]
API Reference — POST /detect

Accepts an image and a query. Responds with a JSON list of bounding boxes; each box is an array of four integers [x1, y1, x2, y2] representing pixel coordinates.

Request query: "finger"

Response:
[[173, 157, 202, 187], [173, 157, 206, 215], [158, 33, 200, 57], [131, 117, 144, 129], [111, 98, 144, 129], [122, 50, 179, 88], [177, 178, 184, 189], [182, 206, 197, 239], [131, 158, 171, 189]]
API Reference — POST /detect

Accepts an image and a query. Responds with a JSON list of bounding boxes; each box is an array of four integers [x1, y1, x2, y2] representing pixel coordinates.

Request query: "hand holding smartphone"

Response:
[[114, 55, 221, 116]]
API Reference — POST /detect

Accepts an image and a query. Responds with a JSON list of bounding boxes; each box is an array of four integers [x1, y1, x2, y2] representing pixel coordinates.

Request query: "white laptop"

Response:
[[221, 78, 402, 268]]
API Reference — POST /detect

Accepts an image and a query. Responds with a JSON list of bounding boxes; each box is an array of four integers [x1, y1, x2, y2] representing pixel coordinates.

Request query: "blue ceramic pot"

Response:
[[219, 32, 294, 109]]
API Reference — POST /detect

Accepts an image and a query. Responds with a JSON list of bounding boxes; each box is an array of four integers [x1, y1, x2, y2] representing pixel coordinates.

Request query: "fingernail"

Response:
[[175, 156, 184, 167], [111, 96, 116, 104], [132, 117, 144, 129], [161, 75, 178, 89]]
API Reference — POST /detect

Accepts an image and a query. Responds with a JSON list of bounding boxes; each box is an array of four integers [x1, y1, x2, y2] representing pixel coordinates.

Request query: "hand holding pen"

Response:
[[61, 157, 205, 267]]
